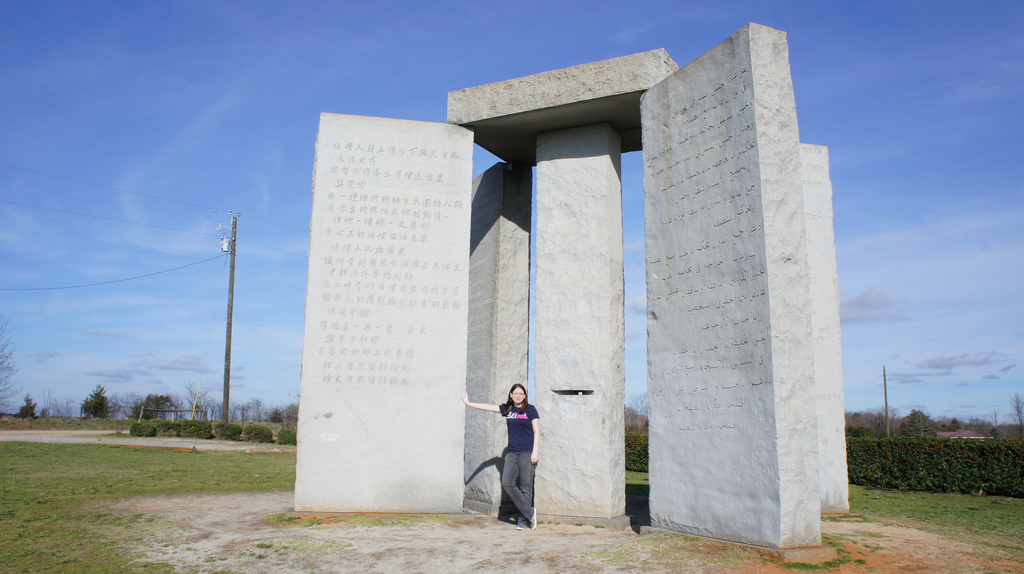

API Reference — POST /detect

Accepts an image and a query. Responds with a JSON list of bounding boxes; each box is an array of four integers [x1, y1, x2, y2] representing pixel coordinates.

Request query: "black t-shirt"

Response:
[[499, 404, 540, 453]]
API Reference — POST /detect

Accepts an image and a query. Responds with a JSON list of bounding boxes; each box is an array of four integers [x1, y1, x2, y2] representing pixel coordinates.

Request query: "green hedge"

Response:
[[243, 424, 274, 443], [848, 437, 1024, 497], [151, 420, 181, 437], [276, 429, 297, 446], [213, 422, 243, 440], [129, 422, 156, 437], [180, 420, 213, 439], [625, 433, 648, 472]]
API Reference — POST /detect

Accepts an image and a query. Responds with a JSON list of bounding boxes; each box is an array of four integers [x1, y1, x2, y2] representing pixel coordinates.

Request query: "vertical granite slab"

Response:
[[642, 23, 821, 549], [801, 144, 849, 514], [296, 113, 474, 513], [534, 123, 626, 520], [465, 162, 532, 516]]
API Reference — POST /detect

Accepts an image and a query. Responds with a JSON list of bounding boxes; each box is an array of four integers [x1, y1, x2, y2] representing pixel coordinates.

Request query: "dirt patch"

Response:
[[113, 492, 1024, 574]]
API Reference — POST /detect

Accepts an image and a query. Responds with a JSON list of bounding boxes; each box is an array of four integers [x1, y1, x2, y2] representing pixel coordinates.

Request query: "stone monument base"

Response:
[[462, 499, 515, 518], [539, 513, 632, 531], [640, 527, 838, 564], [282, 510, 471, 522]]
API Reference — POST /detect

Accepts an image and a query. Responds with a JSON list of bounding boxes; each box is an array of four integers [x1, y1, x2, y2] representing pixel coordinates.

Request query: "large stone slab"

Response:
[[801, 144, 849, 514], [464, 162, 532, 516], [448, 50, 678, 164], [642, 24, 821, 549], [295, 113, 474, 513], [534, 123, 625, 520]]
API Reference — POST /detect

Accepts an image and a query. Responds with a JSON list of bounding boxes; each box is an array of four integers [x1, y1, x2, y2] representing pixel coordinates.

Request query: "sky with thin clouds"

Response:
[[1, 1, 1021, 420]]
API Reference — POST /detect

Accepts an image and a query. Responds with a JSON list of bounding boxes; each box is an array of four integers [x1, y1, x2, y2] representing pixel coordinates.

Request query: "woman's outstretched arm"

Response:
[[461, 393, 500, 413], [531, 418, 540, 464]]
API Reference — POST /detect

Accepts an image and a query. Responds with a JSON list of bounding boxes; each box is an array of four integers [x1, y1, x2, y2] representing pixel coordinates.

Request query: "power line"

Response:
[[0, 163, 309, 233], [237, 239, 307, 257], [3, 198, 306, 256], [0, 198, 220, 238], [1, 163, 222, 211], [0, 254, 226, 291]]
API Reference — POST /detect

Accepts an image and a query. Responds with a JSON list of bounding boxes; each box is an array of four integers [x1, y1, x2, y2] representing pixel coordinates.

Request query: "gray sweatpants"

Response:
[[502, 450, 536, 521]]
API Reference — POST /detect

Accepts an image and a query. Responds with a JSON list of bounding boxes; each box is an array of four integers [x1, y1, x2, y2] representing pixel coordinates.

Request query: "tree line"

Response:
[[846, 394, 1024, 439], [8, 382, 299, 429]]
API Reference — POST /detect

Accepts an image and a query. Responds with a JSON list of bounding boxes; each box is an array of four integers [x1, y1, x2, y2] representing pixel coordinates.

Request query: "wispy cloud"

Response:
[[28, 351, 61, 363], [625, 295, 646, 315], [614, 25, 653, 44], [159, 355, 213, 373], [840, 288, 910, 323], [885, 371, 925, 384], [982, 374, 1000, 380], [1000, 364, 1016, 372], [623, 240, 644, 255], [83, 368, 150, 383], [84, 329, 136, 339], [916, 351, 1003, 373]]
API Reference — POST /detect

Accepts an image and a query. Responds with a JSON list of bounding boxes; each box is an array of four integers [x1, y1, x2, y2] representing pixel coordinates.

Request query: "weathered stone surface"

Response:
[[534, 123, 625, 520], [801, 144, 849, 514], [464, 162, 532, 516], [448, 50, 678, 164], [642, 23, 821, 549], [295, 113, 473, 513]]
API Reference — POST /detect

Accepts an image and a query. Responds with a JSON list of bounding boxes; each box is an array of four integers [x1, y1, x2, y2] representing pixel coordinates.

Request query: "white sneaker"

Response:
[[531, 508, 537, 530]]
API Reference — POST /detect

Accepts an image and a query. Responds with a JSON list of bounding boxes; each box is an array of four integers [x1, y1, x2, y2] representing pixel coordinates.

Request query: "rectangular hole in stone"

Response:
[[552, 390, 594, 396]]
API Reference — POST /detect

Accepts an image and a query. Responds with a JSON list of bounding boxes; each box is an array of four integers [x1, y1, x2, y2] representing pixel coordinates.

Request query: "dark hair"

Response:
[[503, 383, 528, 414]]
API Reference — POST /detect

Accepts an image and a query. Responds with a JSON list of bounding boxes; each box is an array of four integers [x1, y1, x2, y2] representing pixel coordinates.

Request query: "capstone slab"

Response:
[[801, 144, 849, 514], [296, 113, 474, 513], [642, 23, 821, 549], [534, 123, 625, 520], [448, 50, 678, 164]]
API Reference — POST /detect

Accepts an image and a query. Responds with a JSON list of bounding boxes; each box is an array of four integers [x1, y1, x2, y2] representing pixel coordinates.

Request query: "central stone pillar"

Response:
[[534, 123, 626, 522]]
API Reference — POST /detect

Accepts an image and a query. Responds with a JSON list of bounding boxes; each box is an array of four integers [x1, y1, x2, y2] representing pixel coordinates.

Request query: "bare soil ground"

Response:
[[113, 492, 1024, 574]]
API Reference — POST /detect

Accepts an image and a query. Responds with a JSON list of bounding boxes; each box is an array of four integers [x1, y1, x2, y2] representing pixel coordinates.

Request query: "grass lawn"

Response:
[[2, 445, 1021, 573], [0, 441, 296, 573], [846, 484, 1024, 556], [625, 470, 649, 496]]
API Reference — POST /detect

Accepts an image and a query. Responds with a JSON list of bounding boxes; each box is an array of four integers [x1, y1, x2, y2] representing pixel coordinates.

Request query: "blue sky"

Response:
[[1, 1, 1021, 420]]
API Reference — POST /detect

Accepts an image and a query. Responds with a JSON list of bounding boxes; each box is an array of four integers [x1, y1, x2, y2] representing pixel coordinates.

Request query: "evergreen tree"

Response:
[[81, 384, 109, 419], [898, 409, 935, 437], [17, 394, 37, 419], [131, 394, 175, 419]]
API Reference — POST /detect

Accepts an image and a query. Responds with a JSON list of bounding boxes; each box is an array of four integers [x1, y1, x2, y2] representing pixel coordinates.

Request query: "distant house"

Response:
[[936, 429, 987, 439]]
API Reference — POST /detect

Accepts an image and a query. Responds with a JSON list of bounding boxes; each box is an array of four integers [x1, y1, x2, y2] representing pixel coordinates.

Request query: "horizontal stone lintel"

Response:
[[447, 50, 678, 164]]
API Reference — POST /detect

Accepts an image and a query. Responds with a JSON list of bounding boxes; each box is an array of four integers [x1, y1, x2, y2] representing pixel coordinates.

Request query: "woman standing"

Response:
[[462, 383, 540, 530]]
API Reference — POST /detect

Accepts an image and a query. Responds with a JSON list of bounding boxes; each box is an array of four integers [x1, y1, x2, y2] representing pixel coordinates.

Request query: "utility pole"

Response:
[[222, 214, 237, 423], [880, 362, 888, 437]]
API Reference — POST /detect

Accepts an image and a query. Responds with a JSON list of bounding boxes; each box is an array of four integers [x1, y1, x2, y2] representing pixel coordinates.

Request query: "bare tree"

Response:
[[247, 398, 265, 422], [207, 398, 223, 422], [624, 392, 649, 434], [862, 407, 901, 438], [0, 316, 20, 411], [42, 394, 78, 418], [40, 387, 59, 418], [1011, 393, 1024, 439], [118, 392, 143, 421], [107, 393, 131, 432], [232, 402, 249, 423], [180, 380, 212, 419], [963, 416, 995, 437]]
